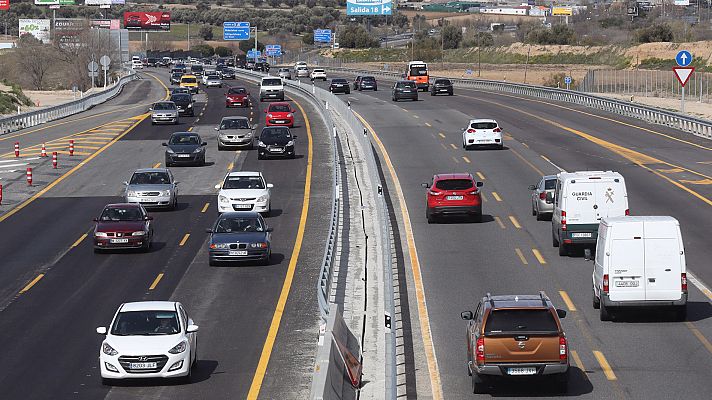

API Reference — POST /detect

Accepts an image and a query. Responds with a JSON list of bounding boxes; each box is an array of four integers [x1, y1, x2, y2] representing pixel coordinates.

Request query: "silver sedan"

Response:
[[529, 175, 556, 220], [124, 168, 178, 210], [150, 101, 179, 125], [216, 116, 255, 150]]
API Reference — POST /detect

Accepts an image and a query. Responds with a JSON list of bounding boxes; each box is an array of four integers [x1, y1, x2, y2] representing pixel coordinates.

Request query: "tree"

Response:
[[526, 24, 575, 45], [441, 25, 462, 50], [251, 0, 263, 6], [192, 44, 215, 57], [239, 40, 264, 53], [302, 33, 314, 45], [215, 46, 233, 57], [464, 32, 493, 48], [199, 25, 214, 41], [267, 0, 281, 7], [15, 35, 55, 90], [339, 24, 379, 48], [636, 24, 673, 43], [196, 1, 210, 11]]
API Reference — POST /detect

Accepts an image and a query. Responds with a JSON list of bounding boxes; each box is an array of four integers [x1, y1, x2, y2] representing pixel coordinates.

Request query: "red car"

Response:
[[264, 102, 295, 128], [422, 173, 483, 223], [93, 203, 154, 252], [225, 87, 250, 108]]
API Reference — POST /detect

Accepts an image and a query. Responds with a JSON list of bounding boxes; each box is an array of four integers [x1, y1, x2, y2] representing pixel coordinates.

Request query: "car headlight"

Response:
[[257, 194, 268, 202], [245, 132, 252, 138], [258, 141, 266, 147], [166, 148, 175, 154], [102, 342, 118, 356], [95, 231, 108, 238], [132, 231, 146, 236], [287, 113, 293, 118], [250, 242, 268, 248], [286, 140, 294, 147], [193, 147, 203, 153], [267, 113, 273, 118], [161, 189, 171, 196], [168, 340, 187, 354], [210, 242, 229, 249], [219, 195, 229, 203], [187, 103, 192, 108], [127, 190, 137, 197]]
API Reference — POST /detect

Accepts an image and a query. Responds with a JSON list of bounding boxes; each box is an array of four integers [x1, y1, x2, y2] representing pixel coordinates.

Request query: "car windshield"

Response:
[[223, 176, 265, 189], [208, 74, 220, 79], [171, 94, 191, 102], [191, 66, 203, 71], [172, 89, 189, 95], [485, 309, 558, 334], [269, 104, 290, 113], [172, 73, 182, 78], [262, 79, 281, 86], [544, 179, 556, 190], [261, 128, 290, 140], [169, 134, 200, 145], [110, 311, 180, 336], [130, 172, 170, 185], [279, 68, 289, 72], [436, 79, 451, 85], [228, 87, 247, 94], [332, 79, 347, 84], [214, 216, 265, 233], [435, 179, 473, 190], [470, 122, 498, 130], [220, 118, 250, 130], [153, 102, 176, 110], [314, 69, 324, 73], [100, 207, 144, 222], [181, 77, 197, 84]]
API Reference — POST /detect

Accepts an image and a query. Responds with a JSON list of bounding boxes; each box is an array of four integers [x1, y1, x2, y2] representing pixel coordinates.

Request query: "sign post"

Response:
[[100, 55, 111, 88], [674, 50, 694, 113], [88, 60, 99, 89], [564, 76, 572, 90]]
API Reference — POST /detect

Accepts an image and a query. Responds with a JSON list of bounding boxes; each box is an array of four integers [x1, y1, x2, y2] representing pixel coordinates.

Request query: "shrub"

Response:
[[636, 24, 673, 43], [526, 24, 576, 45], [543, 72, 575, 88]]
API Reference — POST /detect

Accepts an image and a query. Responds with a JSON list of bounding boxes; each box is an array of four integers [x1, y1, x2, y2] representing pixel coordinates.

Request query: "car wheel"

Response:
[[181, 361, 193, 384], [218, 143, 225, 151], [426, 209, 435, 224], [552, 228, 560, 247], [472, 374, 488, 394], [558, 242, 568, 256], [592, 289, 600, 309], [93, 248, 102, 254], [101, 378, 114, 386], [499, 144, 504, 150], [142, 239, 151, 253], [172, 196, 178, 210], [430, 91, 435, 96], [449, 92, 453, 96], [532, 203, 537, 216], [674, 305, 687, 321], [261, 251, 271, 266], [473, 213, 483, 223], [258, 152, 264, 160], [151, 121, 155, 125], [346, 90, 350, 94], [599, 300, 612, 321], [209, 258, 218, 267]]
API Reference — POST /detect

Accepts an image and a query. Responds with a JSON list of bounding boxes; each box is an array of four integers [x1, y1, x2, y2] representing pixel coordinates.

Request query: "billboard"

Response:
[[0, 0, 9, 11], [551, 6, 573, 16], [347, 0, 392, 15], [674, 0, 689, 5], [90, 19, 121, 30], [19, 19, 51, 44], [123, 12, 170, 31], [34, 0, 75, 4], [86, 0, 125, 5], [54, 18, 87, 46]]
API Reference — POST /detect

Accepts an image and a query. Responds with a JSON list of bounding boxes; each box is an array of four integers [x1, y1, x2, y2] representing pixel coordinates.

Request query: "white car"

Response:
[[296, 66, 309, 78], [310, 68, 327, 81], [462, 119, 503, 150], [201, 71, 216, 85], [96, 301, 198, 384], [293, 61, 307, 73], [131, 60, 144, 70], [216, 171, 273, 215]]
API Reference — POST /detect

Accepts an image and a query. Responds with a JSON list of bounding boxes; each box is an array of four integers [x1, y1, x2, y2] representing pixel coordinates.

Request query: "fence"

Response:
[[0, 69, 138, 136], [579, 69, 712, 103]]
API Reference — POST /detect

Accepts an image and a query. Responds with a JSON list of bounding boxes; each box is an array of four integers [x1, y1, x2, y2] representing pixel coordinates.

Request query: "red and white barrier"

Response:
[[26, 167, 32, 186], [0, 183, 3, 205], [52, 151, 58, 169], [69, 140, 74, 156], [14, 142, 19, 158], [41, 143, 47, 157]]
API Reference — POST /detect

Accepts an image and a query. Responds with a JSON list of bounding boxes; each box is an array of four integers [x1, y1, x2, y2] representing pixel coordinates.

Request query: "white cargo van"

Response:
[[551, 171, 628, 256], [591, 216, 687, 321]]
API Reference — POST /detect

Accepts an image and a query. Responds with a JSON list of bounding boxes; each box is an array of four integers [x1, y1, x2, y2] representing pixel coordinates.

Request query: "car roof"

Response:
[[170, 131, 199, 137], [468, 118, 498, 124], [181, 74, 196, 78], [104, 202, 142, 209], [227, 171, 263, 177], [221, 115, 249, 121], [542, 174, 557, 180], [217, 211, 261, 218], [120, 301, 177, 312], [434, 173, 473, 180], [154, 101, 175, 105], [132, 168, 169, 174], [487, 294, 551, 309]]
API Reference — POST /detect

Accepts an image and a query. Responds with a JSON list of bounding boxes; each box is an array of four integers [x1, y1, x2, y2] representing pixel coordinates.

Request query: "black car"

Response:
[[207, 211, 272, 266], [356, 76, 377, 91], [190, 64, 204, 76], [392, 80, 418, 102], [329, 78, 351, 94], [257, 126, 296, 160], [173, 66, 186, 74], [218, 66, 235, 79], [254, 61, 270, 73], [170, 72, 183, 85], [431, 78, 454, 96], [163, 132, 207, 167], [170, 93, 195, 116]]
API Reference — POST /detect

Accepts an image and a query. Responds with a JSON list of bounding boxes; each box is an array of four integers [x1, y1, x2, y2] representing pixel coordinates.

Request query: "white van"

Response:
[[551, 171, 628, 256], [131, 59, 144, 70], [591, 216, 687, 321]]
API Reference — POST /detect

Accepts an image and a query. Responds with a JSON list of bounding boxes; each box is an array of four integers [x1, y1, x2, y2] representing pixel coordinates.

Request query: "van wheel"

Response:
[[592, 290, 600, 309], [674, 305, 687, 321], [599, 301, 612, 321], [558, 242, 568, 256], [536, 210, 546, 221], [472, 374, 488, 394]]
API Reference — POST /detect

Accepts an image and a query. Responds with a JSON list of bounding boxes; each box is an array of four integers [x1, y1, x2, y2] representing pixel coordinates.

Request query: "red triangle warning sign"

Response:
[[673, 67, 695, 87]]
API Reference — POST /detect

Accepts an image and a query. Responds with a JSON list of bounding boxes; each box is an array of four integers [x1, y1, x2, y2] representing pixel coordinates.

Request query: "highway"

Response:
[[309, 74, 712, 398], [0, 70, 331, 399]]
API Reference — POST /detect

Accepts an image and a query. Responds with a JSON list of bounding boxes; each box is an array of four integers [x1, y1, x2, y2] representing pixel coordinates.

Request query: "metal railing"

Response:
[[579, 69, 712, 103], [0, 70, 138, 136]]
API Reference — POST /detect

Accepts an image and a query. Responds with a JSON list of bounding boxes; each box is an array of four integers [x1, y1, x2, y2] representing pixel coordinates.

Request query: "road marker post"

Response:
[[0, 183, 3, 204], [69, 139, 75, 156], [40, 143, 47, 157], [52, 152, 58, 169], [14, 142, 19, 158], [26, 167, 32, 186]]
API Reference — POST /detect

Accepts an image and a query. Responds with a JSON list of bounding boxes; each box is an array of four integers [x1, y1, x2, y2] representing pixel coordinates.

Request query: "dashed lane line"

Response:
[[201, 202, 210, 213], [494, 216, 506, 229], [559, 290, 577, 311], [514, 248, 528, 265], [462, 156, 470, 164], [491, 192, 502, 202], [178, 233, 190, 246], [71, 233, 88, 248], [19, 274, 44, 294], [593, 351, 617, 381], [148, 273, 164, 290], [532, 248, 547, 265], [508, 215, 521, 229], [476, 171, 486, 180]]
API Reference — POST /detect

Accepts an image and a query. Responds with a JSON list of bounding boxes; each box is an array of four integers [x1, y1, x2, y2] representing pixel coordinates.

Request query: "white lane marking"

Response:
[[0, 169, 18, 174], [540, 155, 566, 173], [0, 163, 28, 169], [688, 271, 712, 302], [0, 157, 39, 164]]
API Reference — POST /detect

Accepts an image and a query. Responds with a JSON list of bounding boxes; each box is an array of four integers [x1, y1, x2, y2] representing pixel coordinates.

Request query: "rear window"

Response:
[[435, 79, 451, 85], [262, 78, 282, 86], [485, 309, 558, 334], [470, 122, 498, 130], [397, 82, 416, 88], [269, 104, 290, 112], [181, 77, 196, 84], [191, 65, 203, 71], [362, 76, 376, 82], [332, 79, 347, 84], [435, 179, 473, 190], [544, 179, 556, 190]]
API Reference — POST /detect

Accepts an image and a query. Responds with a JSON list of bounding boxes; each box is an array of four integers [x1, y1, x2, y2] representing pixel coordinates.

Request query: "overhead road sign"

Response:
[[676, 50, 692, 67], [224, 21, 250, 41], [265, 44, 281, 56], [314, 29, 332, 43], [247, 49, 261, 59], [673, 67, 694, 87], [347, 0, 392, 15]]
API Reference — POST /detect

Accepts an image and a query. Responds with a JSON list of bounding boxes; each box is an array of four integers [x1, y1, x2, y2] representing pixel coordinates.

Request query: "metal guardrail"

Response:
[[315, 65, 712, 141], [0, 70, 138, 136]]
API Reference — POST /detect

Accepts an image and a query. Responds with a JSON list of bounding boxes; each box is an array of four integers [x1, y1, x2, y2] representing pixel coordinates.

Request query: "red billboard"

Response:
[[0, 0, 10, 11], [123, 12, 170, 31]]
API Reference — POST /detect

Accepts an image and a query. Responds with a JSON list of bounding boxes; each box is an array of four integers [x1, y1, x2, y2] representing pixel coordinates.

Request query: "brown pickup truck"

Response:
[[461, 292, 569, 394]]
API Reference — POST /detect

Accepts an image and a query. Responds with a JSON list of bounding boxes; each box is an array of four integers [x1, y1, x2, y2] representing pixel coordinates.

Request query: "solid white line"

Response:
[[0, 163, 27, 169], [0, 169, 18, 174], [541, 155, 565, 173], [688, 271, 712, 302], [0, 157, 38, 164]]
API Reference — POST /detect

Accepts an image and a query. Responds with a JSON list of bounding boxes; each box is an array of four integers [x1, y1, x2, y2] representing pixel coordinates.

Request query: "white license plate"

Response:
[[615, 280, 639, 287], [571, 232, 592, 238], [139, 199, 153, 202], [234, 204, 251, 209], [446, 195, 463, 200], [229, 250, 248, 256], [129, 362, 157, 369], [110, 238, 129, 243], [335, 84, 343, 87], [403, 90, 411, 93], [177, 154, 191, 158], [270, 147, 284, 152], [477, 139, 490, 143], [275, 120, 285, 123], [439, 89, 448, 92], [508, 367, 536, 376]]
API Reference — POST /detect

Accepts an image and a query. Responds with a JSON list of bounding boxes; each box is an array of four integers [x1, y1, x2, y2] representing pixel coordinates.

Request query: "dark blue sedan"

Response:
[[207, 212, 272, 266]]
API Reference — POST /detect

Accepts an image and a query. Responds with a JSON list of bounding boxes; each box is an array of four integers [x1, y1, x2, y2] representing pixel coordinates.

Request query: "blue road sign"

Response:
[[347, 0, 392, 15], [314, 29, 332, 43], [676, 50, 692, 67], [247, 49, 261, 59], [465, 69, 473, 75], [224, 22, 250, 41], [265, 44, 282, 56], [564, 76, 572, 84]]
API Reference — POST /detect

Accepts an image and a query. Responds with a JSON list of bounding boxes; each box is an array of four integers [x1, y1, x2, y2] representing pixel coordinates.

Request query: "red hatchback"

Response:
[[422, 173, 483, 223], [93, 203, 154, 252], [225, 87, 250, 108], [264, 102, 295, 128]]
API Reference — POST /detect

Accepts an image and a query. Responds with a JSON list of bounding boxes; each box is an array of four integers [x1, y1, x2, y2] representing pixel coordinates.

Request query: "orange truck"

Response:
[[406, 61, 429, 92]]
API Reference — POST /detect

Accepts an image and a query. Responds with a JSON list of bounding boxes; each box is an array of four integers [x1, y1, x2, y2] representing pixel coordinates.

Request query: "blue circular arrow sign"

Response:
[[676, 50, 692, 67]]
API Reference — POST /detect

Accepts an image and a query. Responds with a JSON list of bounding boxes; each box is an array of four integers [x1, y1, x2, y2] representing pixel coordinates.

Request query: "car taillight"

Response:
[[493, 127, 502, 132], [429, 190, 441, 196], [681, 273, 687, 291], [603, 274, 609, 293], [539, 192, 546, 200], [468, 190, 479, 195], [467, 129, 475, 133], [475, 337, 485, 362], [561, 210, 567, 231], [625, 209, 630, 216], [559, 336, 567, 361]]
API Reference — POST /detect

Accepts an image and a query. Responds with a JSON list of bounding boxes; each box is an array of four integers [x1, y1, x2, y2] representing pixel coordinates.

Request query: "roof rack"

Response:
[[539, 291, 549, 306], [485, 292, 495, 308]]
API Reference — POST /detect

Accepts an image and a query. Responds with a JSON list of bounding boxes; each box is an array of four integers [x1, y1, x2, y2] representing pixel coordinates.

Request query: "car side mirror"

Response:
[[421, 183, 430, 188], [214, 127, 219, 131], [96, 326, 107, 335], [266, 227, 274, 232], [528, 185, 537, 190], [93, 217, 98, 222], [291, 109, 296, 113], [123, 181, 129, 185], [193, 99, 196, 102], [476, 181, 484, 188], [214, 184, 221, 189], [186, 324, 199, 333], [584, 248, 592, 261], [201, 142, 207, 146], [556, 309, 567, 319], [546, 192, 553, 203], [292, 135, 298, 139], [162, 143, 167, 146], [461, 311, 474, 320], [145, 216, 154, 220], [148, 108, 153, 111], [205, 228, 213, 233], [267, 183, 274, 188], [264, 109, 268, 113]]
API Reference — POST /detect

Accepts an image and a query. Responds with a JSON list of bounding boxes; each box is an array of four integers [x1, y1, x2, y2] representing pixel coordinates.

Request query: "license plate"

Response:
[[177, 154, 191, 158], [439, 89, 448, 92], [571, 232, 592, 238], [110, 238, 129, 243], [446, 195, 463, 200], [403, 90, 411, 93], [335, 84, 343, 87], [615, 280, 639, 287], [139, 199, 152, 202], [229, 250, 248, 256], [129, 362, 157, 369], [271, 147, 283, 152], [234, 204, 251, 209], [477, 139, 489, 143], [508, 367, 536, 376], [275, 120, 285, 124]]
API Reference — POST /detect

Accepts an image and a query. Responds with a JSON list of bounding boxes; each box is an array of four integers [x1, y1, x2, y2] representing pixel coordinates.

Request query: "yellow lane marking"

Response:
[[0, 115, 148, 224], [571, 350, 586, 373], [71, 233, 88, 248], [425, 122, 432, 127], [476, 172, 486, 180], [149, 273, 164, 290], [522, 142, 530, 148], [187, 126, 193, 131], [462, 156, 471, 163], [698, 160, 712, 164], [354, 111, 444, 400], [511, 147, 545, 176], [494, 216, 506, 229], [153, 162, 161, 168], [508, 215, 521, 229], [71, 145, 101, 150], [52, 150, 92, 156], [438, 132, 446, 139], [515, 248, 528, 265], [593, 351, 617, 381], [403, 108, 409, 113], [413, 115, 420, 119], [451, 156, 459, 164], [179, 233, 190, 246], [201, 202, 210, 213], [685, 322, 712, 355], [227, 161, 234, 171], [440, 143, 448, 151], [492, 192, 502, 202], [532, 248, 547, 264], [657, 167, 685, 173], [449, 143, 457, 150], [559, 290, 577, 311], [679, 178, 712, 185], [247, 97, 314, 399], [19, 274, 44, 294]]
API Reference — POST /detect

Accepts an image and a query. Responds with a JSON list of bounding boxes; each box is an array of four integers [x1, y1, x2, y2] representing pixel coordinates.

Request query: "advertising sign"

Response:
[[0, 0, 9, 11], [223, 22, 250, 41], [86, 0, 125, 5], [314, 29, 332, 43], [90, 19, 120, 30], [674, 0, 689, 5], [347, 0, 392, 15], [19, 19, 51, 43], [551, 6, 573, 16], [55, 18, 87, 46], [35, 0, 75, 4], [123, 12, 170, 31]]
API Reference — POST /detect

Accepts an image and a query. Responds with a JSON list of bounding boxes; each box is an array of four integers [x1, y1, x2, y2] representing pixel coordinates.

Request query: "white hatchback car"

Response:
[[96, 301, 198, 384], [216, 171, 273, 215], [462, 119, 503, 150]]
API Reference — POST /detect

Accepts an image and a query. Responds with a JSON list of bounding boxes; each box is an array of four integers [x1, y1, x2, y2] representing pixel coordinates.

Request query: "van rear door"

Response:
[[595, 180, 627, 219], [643, 220, 683, 301], [566, 181, 597, 224], [608, 221, 646, 302]]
